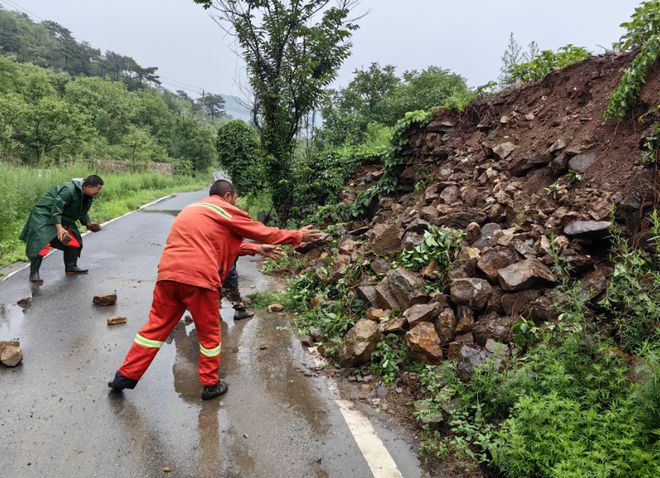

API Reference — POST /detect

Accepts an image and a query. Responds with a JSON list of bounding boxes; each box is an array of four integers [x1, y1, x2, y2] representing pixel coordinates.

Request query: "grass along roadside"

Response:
[[0, 164, 208, 270]]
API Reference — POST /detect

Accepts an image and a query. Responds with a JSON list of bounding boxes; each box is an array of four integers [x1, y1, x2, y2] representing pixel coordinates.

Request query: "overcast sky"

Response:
[[2, 0, 641, 99]]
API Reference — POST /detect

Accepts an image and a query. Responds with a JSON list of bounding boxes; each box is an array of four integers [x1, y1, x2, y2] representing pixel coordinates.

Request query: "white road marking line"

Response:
[[1, 193, 176, 282], [310, 354, 403, 478], [336, 399, 404, 478]]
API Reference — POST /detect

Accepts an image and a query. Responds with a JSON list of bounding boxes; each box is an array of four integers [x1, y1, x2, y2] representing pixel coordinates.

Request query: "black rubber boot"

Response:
[[64, 247, 88, 275], [202, 380, 229, 400], [108, 372, 138, 391], [29, 257, 43, 284], [233, 308, 255, 320]]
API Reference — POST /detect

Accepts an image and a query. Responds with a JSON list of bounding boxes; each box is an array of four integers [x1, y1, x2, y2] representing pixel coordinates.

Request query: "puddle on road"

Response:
[[0, 303, 25, 337]]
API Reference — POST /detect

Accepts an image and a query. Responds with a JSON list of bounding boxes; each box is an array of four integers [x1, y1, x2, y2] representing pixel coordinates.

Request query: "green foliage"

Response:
[[0, 53, 217, 171], [261, 245, 304, 274], [511, 316, 539, 350], [599, 216, 660, 353], [291, 141, 387, 222], [507, 44, 590, 83], [641, 123, 659, 166], [614, 0, 660, 51], [216, 120, 265, 195], [565, 169, 582, 184], [605, 35, 660, 120], [400, 225, 464, 272], [370, 333, 409, 385], [319, 63, 471, 148], [0, 8, 160, 90], [195, 0, 359, 224], [605, 1, 660, 120], [345, 109, 433, 219]]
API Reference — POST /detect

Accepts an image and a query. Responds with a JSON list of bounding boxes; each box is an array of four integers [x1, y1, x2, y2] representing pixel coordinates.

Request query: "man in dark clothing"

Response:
[[222, 261, 254, 320], [19, 175, 104, 284]]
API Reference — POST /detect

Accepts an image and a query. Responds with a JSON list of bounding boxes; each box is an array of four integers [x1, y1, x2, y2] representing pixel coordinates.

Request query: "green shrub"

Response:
[[216, 120, 266, 195], [400, 225, 464, 272], [605, 0, 660, 120], [507, 44, 590, 83]]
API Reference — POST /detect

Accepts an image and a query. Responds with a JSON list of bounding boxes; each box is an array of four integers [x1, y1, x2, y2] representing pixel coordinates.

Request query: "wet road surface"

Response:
[[0, 191, 425, 477]]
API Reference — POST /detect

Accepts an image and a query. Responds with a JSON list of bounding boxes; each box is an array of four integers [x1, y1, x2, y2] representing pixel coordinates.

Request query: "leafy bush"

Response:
[[216, 120, 266, 195], [605, 0, 660, 120], [599, 216, 660, 353], [507, 44, 590, 83], [400, 225, 464, 272], [370, 333, 409, 384]]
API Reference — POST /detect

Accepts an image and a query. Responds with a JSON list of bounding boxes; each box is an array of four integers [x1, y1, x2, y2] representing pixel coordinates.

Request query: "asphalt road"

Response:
[[0, 190, 425, 478]]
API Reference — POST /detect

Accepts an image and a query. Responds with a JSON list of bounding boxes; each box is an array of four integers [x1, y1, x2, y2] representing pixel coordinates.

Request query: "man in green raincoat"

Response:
[[20, 175, 104, 284]]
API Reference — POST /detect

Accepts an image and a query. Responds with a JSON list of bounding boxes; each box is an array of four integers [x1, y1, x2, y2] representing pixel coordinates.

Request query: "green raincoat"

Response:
[[19, 179, 94, 261]]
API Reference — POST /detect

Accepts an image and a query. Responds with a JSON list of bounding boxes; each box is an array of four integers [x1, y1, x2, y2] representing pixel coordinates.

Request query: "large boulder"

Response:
[[568, 152, 597, 173], [472, 312, 516, 346], [388, 269, 426, 309], [473, 223, 501, 249], [498, 259, 555, 291], [477, 247, 518, 283], [563, 220, 611, 239], [492, 142, 516, 160], [406, 322, 443, 363], [370, 258, 391, 276], [501, 289, 542, 316], [371, 224, 401, 254], [447, 333, 474, 361], [450, 278, 493, 310], [403, 303, 440, 327], [454, 306, 475, 334], [357, 285, 378, 307], [436, 307, 457, 345], [456, 345, 488, 381], [374, 277, 400, 310], [339, 320, 381, 366]]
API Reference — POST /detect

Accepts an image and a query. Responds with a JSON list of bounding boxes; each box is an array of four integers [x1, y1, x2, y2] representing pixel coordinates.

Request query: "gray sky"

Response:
[[2, 0, 641, 99]]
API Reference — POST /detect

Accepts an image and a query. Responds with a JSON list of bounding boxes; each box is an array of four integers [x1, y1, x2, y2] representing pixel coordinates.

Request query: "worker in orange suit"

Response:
[[108, 179, 322, 400]]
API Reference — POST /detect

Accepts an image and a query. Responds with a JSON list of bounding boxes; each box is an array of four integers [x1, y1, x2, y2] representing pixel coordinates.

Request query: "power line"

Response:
[[1, 0, 43, 21]]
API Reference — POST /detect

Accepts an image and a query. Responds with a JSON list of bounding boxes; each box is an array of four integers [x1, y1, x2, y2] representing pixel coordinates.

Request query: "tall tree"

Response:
[[194, 0, 360, 224], [199, 93, 226, 120]]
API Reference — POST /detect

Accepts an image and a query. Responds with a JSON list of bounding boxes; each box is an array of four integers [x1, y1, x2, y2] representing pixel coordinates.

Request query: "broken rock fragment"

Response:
[[0, 340, 23, 367], [107, 316, 128, 326], [267, 303, 284, 313], [406, 322, 443, 363], [339, 319, 381, 366], [93, 292, 117, 306], [497, 259, 555, 291], [449, 278, 493, 310]]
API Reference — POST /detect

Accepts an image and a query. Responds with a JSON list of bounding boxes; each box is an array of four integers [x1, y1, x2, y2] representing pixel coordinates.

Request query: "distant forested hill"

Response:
[[0, 6, 250, 170]]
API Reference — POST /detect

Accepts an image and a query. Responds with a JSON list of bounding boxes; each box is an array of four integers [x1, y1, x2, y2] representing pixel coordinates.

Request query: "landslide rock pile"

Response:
[[303, 52, 659, 376]]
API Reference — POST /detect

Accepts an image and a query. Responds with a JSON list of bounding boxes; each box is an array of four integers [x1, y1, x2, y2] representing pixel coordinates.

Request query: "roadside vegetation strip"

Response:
[[0, 164, 208, 271]]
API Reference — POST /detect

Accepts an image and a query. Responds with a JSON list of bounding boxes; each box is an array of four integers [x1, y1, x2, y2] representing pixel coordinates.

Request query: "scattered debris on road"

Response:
[[93, 292, 117, 306], [107, 316, 128, 326], [267, 303, 284, 312], [16, 297, 31, 308], [0, 340, 23, 367]]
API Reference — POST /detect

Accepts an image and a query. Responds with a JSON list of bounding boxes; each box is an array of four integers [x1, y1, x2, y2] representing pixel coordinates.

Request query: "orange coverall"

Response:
[[116, 196, 302, 386]]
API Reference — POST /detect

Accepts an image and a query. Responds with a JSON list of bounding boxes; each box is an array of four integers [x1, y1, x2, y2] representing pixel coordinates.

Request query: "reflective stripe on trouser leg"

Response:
[[118, 280, 187, 381], [184, 287, 222, 386]]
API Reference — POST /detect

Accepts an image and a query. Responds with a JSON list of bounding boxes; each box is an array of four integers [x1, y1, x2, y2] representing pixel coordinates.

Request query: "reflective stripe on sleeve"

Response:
[[134, 333, 163, 349], [200, 343, 222, 357], [187, 203, 232, 219]]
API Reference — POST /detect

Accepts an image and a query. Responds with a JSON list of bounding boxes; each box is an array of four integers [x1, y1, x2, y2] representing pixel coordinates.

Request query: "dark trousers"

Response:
[[221, 261, 243, 307]]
